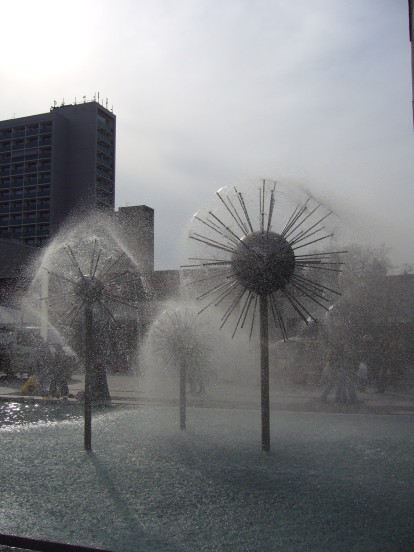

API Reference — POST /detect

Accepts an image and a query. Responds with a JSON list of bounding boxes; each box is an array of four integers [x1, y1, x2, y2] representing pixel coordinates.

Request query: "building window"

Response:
[[39, 122, 52, 133]]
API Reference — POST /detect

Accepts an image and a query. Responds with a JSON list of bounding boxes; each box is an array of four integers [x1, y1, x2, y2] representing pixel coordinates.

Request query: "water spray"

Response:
[[184, 179, 346, 451]]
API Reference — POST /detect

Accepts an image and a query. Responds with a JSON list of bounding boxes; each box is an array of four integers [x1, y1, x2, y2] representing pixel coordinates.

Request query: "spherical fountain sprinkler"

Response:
[[184, 179, 346, 452], [40, 237, 143, 451], [150, 308, 211, 430], [231, 231, 296, 451]]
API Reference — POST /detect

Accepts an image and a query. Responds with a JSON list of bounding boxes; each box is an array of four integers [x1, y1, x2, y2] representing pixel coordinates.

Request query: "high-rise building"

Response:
[[0, 100, 116, 247]]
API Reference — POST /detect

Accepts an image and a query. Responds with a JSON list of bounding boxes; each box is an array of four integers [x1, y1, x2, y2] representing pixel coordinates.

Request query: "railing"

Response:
[[96, 142, 112, 154], [96, 181, 113, 192], [96, 156, 113, 169], [97, 119, 113, 132], [11, 143, 25, 152], [39, 125, 53, 134], [96, 167, 113, 180], [0, 532, 115, 552], [35, 214, 50, 222], [96, 127, 113, 143], [23, 205, 38, 213], [12, 157, 26, 165]]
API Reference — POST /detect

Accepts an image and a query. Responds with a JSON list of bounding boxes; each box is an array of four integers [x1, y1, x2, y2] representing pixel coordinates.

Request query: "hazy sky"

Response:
[[1, 0, 413, 270]]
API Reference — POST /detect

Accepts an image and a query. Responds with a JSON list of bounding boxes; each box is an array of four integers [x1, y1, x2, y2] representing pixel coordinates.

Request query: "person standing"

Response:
[[321, 352, 336, 401], [357, 361, 368, 392]]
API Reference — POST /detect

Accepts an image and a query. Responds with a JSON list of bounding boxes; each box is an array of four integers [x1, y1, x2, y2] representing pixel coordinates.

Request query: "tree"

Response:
[[321, 244, 411, 387], [335, 244, 390, 330]]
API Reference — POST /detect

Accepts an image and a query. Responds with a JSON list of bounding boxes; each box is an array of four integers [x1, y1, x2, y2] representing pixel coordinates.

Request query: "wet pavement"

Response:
[[1, 401, 414, 551], [1, 374, 414, 551], [1, 373, 413, 416]]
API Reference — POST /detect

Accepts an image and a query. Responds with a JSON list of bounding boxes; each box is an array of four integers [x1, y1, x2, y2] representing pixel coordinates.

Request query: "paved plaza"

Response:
[[0, 400, 413, 551], [1, 373, 414, 551], [1, 372, 414, 416]]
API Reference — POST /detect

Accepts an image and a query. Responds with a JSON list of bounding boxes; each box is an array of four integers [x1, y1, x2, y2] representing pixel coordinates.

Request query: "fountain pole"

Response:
[[260, 295, 270, 452], [180, 363, 187, 430], [187, 180, 345, 452], [40, 269, 49, 342], [84, 304, 93, 451]]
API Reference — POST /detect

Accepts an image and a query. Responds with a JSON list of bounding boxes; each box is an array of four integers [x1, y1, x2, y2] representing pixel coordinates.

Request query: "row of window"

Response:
[[0, 230, 49, 246], [96, 187, 113, 198], [0, 122, 53, 141], [97, 125, 114, 144], [25, 237, 48, 246], [0, 160, 51, 175], [0, 136, 52, 152], [0, 211, 50, 224], [0, 180, 50, 193], [96, 186, 114, 208], [97, 139, 113, 156], [0, 223, 49, 236], [0, 149, 51, 166], [96, 179, 113, 193], [96, 133, 114, 202], [97, 110, 115, 131], [0, 199, 50, 211], [97, 151, 113, 168]]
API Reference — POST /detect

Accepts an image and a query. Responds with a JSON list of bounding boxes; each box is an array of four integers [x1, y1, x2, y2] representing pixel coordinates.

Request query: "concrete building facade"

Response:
[[116, 205, 154, 273], [0, 101, 116, 247]]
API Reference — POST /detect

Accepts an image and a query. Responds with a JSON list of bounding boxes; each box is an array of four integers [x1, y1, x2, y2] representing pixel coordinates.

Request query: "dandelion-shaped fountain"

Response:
[[184, 179, 346, 451], [29, 214, 145, 451], [150, 307, 211, 430]]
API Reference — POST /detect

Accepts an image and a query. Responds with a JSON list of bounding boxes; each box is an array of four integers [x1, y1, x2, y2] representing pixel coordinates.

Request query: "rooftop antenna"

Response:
[[83, 96, 86, 103], [74, 97, 77, 105], [106, 98, 108, 109], [54, 101, 57, 107], [98, 91, 100, 103]]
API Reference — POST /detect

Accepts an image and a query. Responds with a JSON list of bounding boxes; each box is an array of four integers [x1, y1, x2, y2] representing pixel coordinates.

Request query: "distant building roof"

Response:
[[145, 270, 181, 301]]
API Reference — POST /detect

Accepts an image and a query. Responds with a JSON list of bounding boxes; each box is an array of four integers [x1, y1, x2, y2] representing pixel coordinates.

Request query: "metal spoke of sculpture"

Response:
[[42, 238, 143, 451], [184, 179, 346, 451], [151, 308, 211, 430]]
